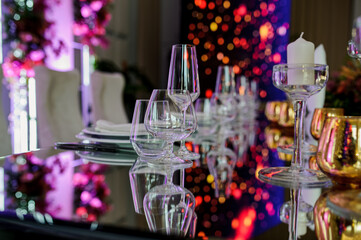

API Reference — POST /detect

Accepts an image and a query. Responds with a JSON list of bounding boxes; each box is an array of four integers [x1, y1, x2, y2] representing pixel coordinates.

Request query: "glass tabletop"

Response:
[[0, 118, 332, 239]]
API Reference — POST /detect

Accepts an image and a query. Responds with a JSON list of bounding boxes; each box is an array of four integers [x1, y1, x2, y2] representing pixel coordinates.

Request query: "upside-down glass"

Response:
[[143, 164, 195, 237], [258, 64, 331, 188], [144, 89, 196, 169], [129, 157, 167, 214], [130, 99, 167, 158], [167, 44, 200, 160], [207, 147, 236, 198]]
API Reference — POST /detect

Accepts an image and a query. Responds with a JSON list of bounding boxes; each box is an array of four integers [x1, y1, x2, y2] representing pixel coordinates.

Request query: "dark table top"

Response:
[[0, 121, 328, 240]]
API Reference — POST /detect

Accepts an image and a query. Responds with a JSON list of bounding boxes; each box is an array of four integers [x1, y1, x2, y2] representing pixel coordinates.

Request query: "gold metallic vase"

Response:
[[311, 108, 344, 140], [278, 101, 294, 127], [314, 190, 361, 240], [265, 101, 282, 122], [317, 116, 361, 186]]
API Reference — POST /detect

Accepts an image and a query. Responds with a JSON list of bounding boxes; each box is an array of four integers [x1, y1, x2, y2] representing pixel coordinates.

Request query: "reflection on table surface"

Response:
[[0, 118, 332, 240]]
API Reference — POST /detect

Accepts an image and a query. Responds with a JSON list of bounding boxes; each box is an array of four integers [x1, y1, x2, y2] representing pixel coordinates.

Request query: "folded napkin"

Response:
[[95, 120, 131, 133]]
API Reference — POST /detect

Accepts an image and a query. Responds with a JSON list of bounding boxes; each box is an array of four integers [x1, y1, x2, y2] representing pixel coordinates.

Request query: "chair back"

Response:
[[90, 71, 128, 124], [35, 66, 84, 147]]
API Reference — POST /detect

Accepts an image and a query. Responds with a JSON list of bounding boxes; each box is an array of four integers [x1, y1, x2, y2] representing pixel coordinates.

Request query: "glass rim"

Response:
[[135, 99, 149, 102], [172, 43, 196, 49], [273, 63, 329, 70], [152, 89, 190, 94]]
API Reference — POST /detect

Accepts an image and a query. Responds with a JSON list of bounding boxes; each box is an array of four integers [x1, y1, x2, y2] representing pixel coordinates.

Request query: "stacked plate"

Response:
[[76, 123, 132, 144], [75, 123, 137, 165]]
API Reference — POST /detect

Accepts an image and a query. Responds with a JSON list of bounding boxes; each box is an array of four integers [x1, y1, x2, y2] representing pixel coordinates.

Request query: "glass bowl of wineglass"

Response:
[[144, 89, 197, 170]]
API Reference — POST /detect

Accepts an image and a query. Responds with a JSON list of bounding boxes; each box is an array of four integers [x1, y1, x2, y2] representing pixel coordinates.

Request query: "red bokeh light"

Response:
[[205, 89, 213, 98], [221, 24, 229, 32], [188, 33, 195, 40], [234, 5, 247, 16], [273, 52, 281, 63], [76, 206, 87, 216], [232, 188, 242, 200], [195, 0, 207, 9], [199, 1, 207, 9], [259, 90, 267, 98], [208, 2, 215, 10], [195, 196, 203, 207]]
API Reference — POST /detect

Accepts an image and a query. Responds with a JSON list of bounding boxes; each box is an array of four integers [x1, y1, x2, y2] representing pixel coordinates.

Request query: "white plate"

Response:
[[83, 123, 132, 137], [76, 151, 136, 166], [76, 133, 130, 144], [85, 159, 134, 166]]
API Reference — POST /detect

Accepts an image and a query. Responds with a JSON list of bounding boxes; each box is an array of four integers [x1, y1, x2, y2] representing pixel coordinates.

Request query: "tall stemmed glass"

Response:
[[211, 65, 237, 146], [167, 44, 200, 160], [144, 89, 196, 169], [348, 16, 361, 60], [258, 64, 331, 188]]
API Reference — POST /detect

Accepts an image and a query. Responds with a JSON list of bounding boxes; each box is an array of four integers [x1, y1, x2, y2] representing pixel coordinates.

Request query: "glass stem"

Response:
[[179, 109, 188, 151], [292, 99, 306, 168], [165, 141, 174, 156], [180, 169, 185, 187], [179, 140, 187, 150], [166, 167, 174, 185], [289, 188, 300, 240]]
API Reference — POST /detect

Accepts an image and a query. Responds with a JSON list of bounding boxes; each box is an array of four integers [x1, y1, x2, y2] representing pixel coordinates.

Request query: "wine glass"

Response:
[[167, 44, 200, 160], [211, 65, 238, 147], [144, 89, 196, 170], [215, 65, 236, 97], [130, 99, 167, 158], [258, 64, 331, 188], [143, 164, 195, 237], [348, 16, 361, 60], [236, 75, 258, 123]]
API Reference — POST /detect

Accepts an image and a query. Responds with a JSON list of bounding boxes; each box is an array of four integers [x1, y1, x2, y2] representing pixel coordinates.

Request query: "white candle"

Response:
[[287, 33, 315, 85]]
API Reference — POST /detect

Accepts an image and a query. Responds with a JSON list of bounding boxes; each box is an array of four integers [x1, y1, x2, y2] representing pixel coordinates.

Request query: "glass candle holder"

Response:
[[258, 64, 331, 188]]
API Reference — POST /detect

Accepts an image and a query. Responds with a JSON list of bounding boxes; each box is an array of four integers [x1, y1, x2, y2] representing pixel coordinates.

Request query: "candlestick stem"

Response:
[[289, 188, 300, 240], [292, 99, 306, 168]]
